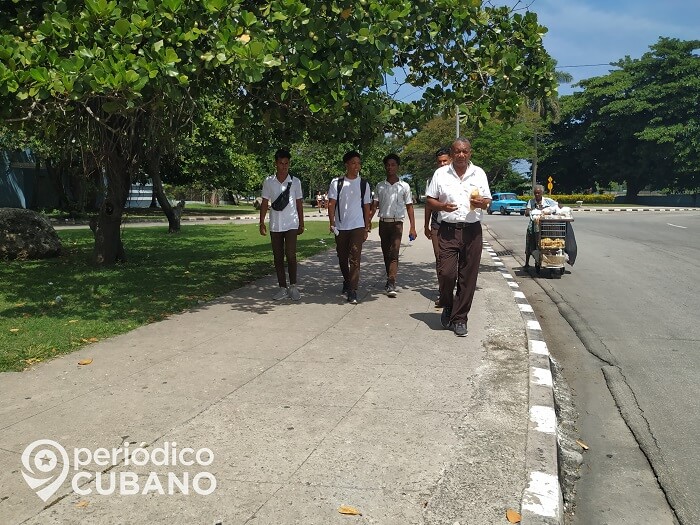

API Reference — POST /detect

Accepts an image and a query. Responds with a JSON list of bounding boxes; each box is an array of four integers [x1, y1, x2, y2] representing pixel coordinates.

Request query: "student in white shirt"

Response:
[[327, 151, 372, 305], [369, 153, 417, 297], [259, 148, 305, 301]]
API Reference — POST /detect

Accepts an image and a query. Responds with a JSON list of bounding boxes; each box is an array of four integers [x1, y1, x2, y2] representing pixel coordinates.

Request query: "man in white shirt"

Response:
[[259, 148, 305, 301], [426, 138, 492, 337], [328, 150, 372, 305], [370, 153, 417, 297]]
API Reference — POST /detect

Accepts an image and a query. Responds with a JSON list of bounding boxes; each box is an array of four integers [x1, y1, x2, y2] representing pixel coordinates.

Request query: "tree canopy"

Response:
[[0, 0, 557, 263], [540, 37, 700, 198]]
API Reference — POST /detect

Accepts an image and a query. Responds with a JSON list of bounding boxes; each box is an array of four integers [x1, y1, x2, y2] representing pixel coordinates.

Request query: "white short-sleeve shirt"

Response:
[[426, 162, 491, 223], [328, 176, 371, 230], [261, 175, 303, 232], [373, 180, 413, 219]]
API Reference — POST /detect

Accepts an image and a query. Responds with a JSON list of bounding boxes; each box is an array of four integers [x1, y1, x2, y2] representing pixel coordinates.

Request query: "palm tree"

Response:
[[528, 65, 573, 192]]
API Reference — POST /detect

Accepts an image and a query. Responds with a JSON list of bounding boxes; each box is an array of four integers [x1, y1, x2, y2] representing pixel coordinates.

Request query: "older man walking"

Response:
[[425, 138, 491, 337]]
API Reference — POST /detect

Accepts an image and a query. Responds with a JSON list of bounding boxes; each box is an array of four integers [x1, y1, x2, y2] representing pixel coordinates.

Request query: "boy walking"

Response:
[[327, 151, 372, 305], [370, 153, 417, 297], [259, 149, 305, 301]]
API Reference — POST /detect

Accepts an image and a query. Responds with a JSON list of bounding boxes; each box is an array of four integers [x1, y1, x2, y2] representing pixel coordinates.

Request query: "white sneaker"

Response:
[[272, 287, 289, 300], [289, 285, 301, 301]]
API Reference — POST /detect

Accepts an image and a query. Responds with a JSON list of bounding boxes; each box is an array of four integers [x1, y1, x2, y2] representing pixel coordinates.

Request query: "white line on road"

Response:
[[667, 223, 687, 229]]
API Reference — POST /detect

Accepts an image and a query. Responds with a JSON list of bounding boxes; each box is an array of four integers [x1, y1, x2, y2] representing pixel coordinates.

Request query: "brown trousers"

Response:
[[378, 221, 403, 284], [437, 222, 482, 324], [335, 227, 365, 291], [270, 230, 298, 287]]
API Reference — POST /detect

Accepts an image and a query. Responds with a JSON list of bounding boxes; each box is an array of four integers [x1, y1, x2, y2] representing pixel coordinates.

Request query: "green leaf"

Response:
[[124, 70, 140, 83], [29, 68, 48, 82], [113, 19, 130, 38]]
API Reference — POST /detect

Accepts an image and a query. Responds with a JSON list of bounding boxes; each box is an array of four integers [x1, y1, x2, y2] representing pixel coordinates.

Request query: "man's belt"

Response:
[[442, 221, 476, 229], [380, 217, 403, 222]]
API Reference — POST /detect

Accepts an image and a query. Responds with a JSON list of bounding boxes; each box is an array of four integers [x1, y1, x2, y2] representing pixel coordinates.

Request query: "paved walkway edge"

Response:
[[484, 242, 563, 525]]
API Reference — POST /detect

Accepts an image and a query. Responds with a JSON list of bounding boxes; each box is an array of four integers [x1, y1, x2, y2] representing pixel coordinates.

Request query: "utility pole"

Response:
[[456, 106, 460, 138]]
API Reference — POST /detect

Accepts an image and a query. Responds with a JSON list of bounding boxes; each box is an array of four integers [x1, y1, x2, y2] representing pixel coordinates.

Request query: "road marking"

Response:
[[667, 223, 687, 229]]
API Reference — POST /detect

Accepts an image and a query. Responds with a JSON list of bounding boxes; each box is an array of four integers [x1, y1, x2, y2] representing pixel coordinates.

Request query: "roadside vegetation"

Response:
[[0, 222, 332, 373]]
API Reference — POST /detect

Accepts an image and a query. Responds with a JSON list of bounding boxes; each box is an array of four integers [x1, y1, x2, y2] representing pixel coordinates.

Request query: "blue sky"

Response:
[[529, 0, 700, 94]]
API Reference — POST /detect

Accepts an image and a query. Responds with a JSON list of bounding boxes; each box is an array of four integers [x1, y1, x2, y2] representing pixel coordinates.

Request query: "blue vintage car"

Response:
[[487, 192, 527, 215]]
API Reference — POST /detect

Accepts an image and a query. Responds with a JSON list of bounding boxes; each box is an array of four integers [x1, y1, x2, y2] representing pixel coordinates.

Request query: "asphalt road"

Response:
[[482, 210, 700, 524]]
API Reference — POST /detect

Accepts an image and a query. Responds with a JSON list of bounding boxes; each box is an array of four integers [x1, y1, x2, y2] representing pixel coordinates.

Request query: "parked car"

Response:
[[487, 192, 527, 215]]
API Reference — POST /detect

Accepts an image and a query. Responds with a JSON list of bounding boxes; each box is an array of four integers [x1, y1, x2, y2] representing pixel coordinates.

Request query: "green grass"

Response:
[[0, 222, 332, 372]]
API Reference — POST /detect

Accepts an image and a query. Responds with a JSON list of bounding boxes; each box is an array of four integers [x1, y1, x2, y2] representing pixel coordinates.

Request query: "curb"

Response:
[[573, 207, 696, 212], [50, 212, 329, 226], [484, 242, 563, 524]]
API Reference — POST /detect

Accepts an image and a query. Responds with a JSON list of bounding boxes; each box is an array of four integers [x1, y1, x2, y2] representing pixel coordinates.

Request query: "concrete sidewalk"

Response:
[[0, 226, 556, 525]]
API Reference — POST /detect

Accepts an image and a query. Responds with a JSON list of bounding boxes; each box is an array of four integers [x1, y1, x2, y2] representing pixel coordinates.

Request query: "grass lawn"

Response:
[[0, 222, 332, 372]]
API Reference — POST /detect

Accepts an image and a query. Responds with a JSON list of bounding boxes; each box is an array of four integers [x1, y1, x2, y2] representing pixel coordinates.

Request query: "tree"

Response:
[[1, 0, 556, 264], [540, 38, 700, 199], [401, 116, 533, 193], [526, 65, 573, 191], [174, 93, 264, 202]]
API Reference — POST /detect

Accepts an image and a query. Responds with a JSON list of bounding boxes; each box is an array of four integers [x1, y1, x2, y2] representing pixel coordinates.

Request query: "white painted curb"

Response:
[[484, 242, 563, 524]]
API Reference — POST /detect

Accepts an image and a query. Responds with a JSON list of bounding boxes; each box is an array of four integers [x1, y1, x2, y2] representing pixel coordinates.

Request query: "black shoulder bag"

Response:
[[271, 176, 293, 211]]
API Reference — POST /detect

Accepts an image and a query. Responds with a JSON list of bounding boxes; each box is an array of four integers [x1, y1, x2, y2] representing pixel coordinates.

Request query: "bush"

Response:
[[517, 193, 616, 204]]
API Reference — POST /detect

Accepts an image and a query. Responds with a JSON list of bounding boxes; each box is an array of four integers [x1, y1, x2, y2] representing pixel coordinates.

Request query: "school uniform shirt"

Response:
[[261, 175, 303, 232], [328, 176, 371, 231], [373, 179, 413, 219], [426, 162, 492, 223]]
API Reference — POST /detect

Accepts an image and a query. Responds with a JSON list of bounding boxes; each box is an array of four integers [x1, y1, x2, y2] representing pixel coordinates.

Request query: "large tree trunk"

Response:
[[146, 150, 182, 233], [91, 156, 129, 265]]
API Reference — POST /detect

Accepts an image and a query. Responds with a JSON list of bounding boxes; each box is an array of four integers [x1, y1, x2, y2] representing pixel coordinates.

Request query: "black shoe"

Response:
[[453, 321, 468, 337], [347, 290, 358, 304], [386, 282, 397, 298], [440, 307, 452, 329], [341, 281, 349, 295]]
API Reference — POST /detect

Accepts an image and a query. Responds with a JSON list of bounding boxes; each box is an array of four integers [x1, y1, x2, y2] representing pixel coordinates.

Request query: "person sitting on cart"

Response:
[[524, 185, 577, 268]]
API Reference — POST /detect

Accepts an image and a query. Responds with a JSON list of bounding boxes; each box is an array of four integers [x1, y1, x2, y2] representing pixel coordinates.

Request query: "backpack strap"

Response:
[[335, 177, 368, 224]]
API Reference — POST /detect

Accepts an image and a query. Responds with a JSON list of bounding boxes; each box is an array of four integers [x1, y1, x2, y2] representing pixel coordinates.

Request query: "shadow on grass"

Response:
[[0, 223, 332, 371]]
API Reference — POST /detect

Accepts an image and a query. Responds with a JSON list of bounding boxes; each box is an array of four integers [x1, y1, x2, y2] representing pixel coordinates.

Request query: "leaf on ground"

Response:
[[576, 439, 590, 450], [78, 358, 93, 365], [506, 508, 522, 523], [10, 328, 20, 332], [338, 504, 361, 515], [340, 7, 353, 19], [75, 500, 89, 508], [68, 320, 79, 323], [15, 303, 26, 307]]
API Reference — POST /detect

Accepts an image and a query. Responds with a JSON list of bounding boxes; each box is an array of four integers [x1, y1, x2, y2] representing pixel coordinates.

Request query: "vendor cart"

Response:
[[528, 216, 574, 278]]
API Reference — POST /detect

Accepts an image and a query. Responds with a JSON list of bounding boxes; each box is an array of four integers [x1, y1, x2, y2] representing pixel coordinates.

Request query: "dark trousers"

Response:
[[270, 230, 298, 287], [378, 221, 403, 284], [431, 222, 440, 281], [438, 222, 483, 323], [335, 227, 365, 291]]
